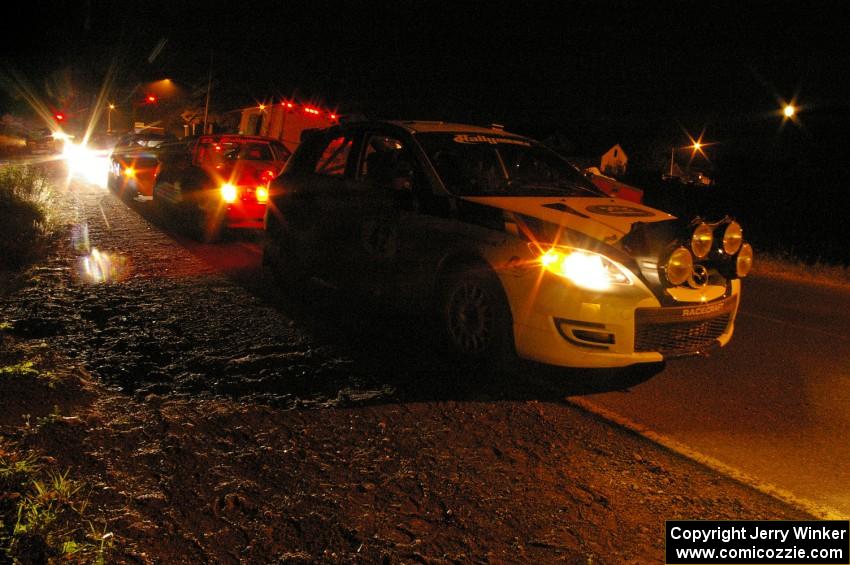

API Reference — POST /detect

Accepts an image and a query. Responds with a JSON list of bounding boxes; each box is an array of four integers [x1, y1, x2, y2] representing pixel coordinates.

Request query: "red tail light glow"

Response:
[[259, 169, 276, 183]]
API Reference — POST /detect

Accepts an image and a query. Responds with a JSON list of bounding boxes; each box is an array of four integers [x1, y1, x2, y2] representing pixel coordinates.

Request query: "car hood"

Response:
[[461, 196, 675, 244]]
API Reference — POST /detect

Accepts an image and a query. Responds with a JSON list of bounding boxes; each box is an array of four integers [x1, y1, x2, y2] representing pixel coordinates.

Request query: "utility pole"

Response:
[[669, 146, 675, 177], [202, 50, 213, 134]]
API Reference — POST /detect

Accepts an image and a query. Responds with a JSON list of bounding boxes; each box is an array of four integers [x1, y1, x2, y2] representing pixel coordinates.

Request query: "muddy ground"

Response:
[[1, 171, 810, 563]]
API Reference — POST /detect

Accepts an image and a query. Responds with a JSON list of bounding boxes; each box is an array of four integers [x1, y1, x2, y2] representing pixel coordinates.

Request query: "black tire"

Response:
[[264, 227, 309, 290], [152, 182, 168, 214], [106, 171, 118, 192], [191, 205, 223, 243], [437, 266, 514, 364]]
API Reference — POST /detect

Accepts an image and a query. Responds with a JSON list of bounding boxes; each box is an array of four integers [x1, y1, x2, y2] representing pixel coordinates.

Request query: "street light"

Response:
[[783, 104, 796, 118], [107, 104, 115, 132], [668, 140, 706, 178]]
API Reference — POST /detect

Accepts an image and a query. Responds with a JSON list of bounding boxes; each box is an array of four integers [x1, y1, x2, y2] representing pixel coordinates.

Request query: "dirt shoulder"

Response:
[[1, 336, 811, 564]]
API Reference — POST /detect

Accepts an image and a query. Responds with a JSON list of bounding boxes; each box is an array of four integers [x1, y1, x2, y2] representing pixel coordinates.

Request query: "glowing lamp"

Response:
[[220, 183, 238, 203]]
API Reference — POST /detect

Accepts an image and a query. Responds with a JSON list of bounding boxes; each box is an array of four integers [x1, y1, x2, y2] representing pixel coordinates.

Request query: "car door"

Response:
[[343, 128, 454, 303], [275, 129, 360, 279], [153, 142, 198, 206]]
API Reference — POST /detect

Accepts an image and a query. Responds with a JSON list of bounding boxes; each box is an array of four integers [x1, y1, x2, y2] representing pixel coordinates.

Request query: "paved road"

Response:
[[578, 275, 850, 516]]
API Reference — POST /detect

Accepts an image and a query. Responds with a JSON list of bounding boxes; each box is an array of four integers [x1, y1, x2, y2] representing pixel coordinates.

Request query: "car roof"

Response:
[[340, 120, 531, 140], [196, 134, 279, 143], [122, 132, 172, 140]]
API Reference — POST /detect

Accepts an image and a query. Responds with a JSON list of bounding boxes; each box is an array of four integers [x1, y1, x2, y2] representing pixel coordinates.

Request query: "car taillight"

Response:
[[258, 169, 276, 184], [255, 186, 269, 203], [220, 183, 238, 203]]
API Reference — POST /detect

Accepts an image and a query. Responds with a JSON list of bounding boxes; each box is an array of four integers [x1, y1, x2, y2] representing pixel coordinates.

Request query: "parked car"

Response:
[[26, 128, 61, 154], [264, 120, 753, 370], [87, 132, 121, 152], [152, 134, 290, 241], [107, 132, 175, 198]]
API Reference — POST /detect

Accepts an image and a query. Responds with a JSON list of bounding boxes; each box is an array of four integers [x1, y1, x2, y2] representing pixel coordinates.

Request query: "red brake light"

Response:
[[54, 112, 65, 121], [304, 107, 320, 116]]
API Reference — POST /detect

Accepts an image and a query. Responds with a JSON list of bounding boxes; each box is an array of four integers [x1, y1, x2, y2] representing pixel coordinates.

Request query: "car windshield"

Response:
[[29, 128, 53, 140], [222, 142, 274, 161], [416, 132, 603, 197], [120, 134, 171, 148]]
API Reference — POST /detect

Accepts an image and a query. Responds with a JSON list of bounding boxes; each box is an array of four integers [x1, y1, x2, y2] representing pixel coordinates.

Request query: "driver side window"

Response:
[[360, 134, 412, 192]]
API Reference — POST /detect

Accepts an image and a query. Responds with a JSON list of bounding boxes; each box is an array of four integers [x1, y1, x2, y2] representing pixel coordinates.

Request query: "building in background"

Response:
[[600, 143, 628, 177]]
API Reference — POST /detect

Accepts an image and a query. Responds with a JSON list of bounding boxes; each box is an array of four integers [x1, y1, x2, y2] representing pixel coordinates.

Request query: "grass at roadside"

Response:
[[0, 336, 115, 564], [0, 443, 114, 564], [0, 165, 59, 274], [753, 250, 850, 287]]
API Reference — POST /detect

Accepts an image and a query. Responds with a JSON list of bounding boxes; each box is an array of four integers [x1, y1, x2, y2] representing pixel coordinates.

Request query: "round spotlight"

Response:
[[666, 247, 693, 286], [736, 243, 753, 278], [722, 221, 743, 255], [691, 223, 714, 259]]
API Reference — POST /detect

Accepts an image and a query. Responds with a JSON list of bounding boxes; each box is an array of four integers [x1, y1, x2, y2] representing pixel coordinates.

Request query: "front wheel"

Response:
[[437, 267, 514, 364]]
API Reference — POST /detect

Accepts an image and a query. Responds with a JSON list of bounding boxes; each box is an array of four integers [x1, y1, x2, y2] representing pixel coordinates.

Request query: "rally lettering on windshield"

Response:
[[452, 134, 531, 146]]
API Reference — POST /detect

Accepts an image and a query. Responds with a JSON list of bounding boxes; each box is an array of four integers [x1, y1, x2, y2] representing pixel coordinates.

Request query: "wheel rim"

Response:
[[446, 279, 495, 355]]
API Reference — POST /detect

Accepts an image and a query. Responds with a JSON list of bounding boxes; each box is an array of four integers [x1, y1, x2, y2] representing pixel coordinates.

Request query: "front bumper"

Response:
[[505, 267, 741, 368]]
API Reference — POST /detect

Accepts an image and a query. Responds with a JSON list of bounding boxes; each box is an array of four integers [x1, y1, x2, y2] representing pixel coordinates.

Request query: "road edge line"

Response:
[[566, 396, 846, 520]]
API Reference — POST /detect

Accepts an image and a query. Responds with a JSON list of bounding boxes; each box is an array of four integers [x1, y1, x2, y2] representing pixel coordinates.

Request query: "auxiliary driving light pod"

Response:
[[736, 243, 753, 277], [691, 223, 714, 259], [723, 221, 743, 255], [665, 246, 694, 285]]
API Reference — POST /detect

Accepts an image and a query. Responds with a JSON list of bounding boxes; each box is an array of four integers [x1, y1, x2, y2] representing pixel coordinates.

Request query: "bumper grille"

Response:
[[635, 314, 731, 356], [634, 295, 737, 357]]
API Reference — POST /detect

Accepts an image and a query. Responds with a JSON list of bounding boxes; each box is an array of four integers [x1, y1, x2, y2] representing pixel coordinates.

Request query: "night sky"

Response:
[[3, 2, 848, 133], [3, 1, 850, 258]]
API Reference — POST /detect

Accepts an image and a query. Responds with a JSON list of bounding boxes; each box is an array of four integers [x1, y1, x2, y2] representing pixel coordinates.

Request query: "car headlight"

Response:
[[691, 223, 713, 259], [220, 183, 238, 203], [736, 243, 753, 277], [539, 248, 632, 290], [665, 246, 693, 285], [723, 221, 743, 255]]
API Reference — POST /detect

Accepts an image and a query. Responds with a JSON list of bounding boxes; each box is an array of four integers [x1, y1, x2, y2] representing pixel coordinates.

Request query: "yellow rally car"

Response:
[[264, 121, 752, 369]]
